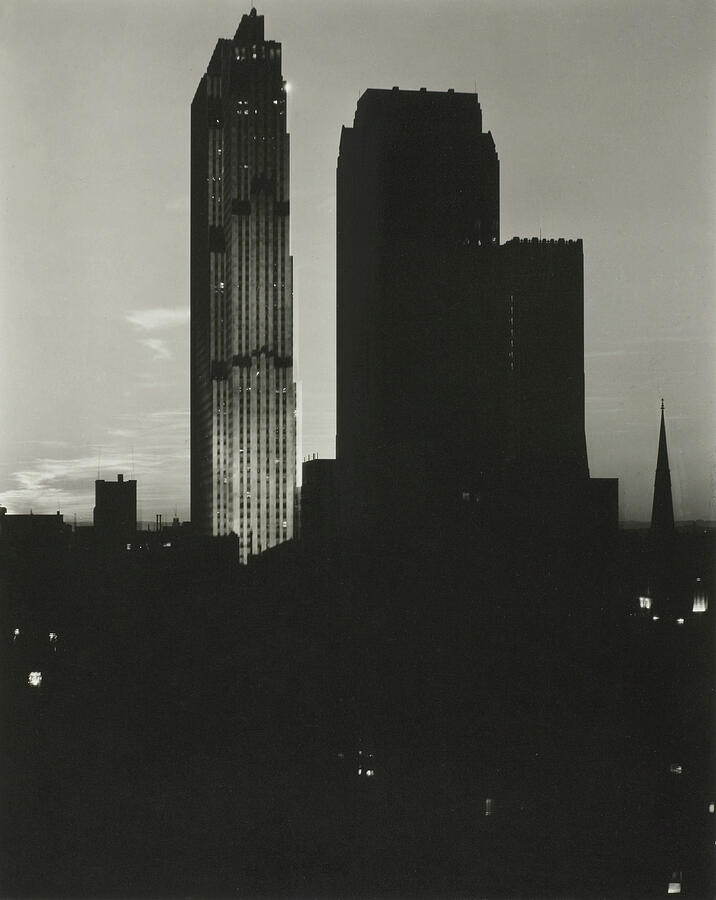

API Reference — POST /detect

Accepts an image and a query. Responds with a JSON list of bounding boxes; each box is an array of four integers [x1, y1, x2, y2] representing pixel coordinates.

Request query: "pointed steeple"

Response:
[[650, 399, 675, 537]]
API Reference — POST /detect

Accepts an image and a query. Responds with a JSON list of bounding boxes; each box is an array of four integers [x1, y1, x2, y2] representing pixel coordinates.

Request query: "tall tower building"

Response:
[[336, 88, 590, 548], [191, 8, 295, 562], [337, 88, 501, 545]]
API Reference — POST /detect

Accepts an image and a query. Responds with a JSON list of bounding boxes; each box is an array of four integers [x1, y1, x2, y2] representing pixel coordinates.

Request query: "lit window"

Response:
[[28, 672, 42, 687], [709, 803, 714, 814], [692, 588, 708, 613], [485, 798, 493, 816], [366, 769, 375, 777], [639, 596, 652, 610]]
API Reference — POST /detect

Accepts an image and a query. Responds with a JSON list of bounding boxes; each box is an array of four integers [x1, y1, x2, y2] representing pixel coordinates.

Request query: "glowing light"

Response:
[[639, 596, 652, 610], [667, 882, 681, 894], [357, 768, 362, 776], [652, 616, 659, 621], [125, 543, 132, 551], [28, 672, 42, 687], [366, 769, 374, 777], [676, 618, 684, 625], [709, 803, 714, 814], [485, 798, 493, 816], [669, 764, 682, 775], [13, 627, 20, 640], [285, 82, 292, 93], [49, 632, 58, 644], [692, 589, 708, 613]]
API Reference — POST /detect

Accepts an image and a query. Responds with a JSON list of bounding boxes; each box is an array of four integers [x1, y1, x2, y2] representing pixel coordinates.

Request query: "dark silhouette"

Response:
[[94, 473, 137, 549], [651, 399, 676, 539]]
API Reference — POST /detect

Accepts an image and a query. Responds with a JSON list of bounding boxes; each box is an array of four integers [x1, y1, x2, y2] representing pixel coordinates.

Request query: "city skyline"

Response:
[[1, 0, 713, 524]]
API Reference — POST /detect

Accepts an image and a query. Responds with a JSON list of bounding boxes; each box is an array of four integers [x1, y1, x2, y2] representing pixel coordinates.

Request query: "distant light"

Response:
[[676, 618, 684, 625], [125, 543, 132, 551], [652, 616, 659, 621], [13, 627, 20, 637], [639, 596, 652, 610], [709, 803, 714, 814], [667, 882, 681, 894], [49, 632, 58, 643], [692, 589, 708, 613], [485, 797, 493, 816], [162, 541, 172, 549], [669, 763, 682, 775], [28, 672, 42, 687], [357, 768, 362, 776], [285, 82, 292, 93], [366, 769, 375, 777]]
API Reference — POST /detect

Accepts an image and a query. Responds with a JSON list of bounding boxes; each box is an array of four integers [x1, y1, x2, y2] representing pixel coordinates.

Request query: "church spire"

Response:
[[650, 399, 675, 537]]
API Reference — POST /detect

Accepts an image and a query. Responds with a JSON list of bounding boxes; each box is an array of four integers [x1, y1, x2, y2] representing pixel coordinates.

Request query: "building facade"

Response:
[[191, 8, 296, 562], [337, 88, 501, 546], [94, 474, 137, 546], [336, 88, 591, 548]]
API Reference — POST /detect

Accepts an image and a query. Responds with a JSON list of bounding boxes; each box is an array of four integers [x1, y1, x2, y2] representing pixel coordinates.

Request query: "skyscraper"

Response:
[[336, 88, 591, 547], [191, 8, 295, 562], [337, 88, 501, 545]]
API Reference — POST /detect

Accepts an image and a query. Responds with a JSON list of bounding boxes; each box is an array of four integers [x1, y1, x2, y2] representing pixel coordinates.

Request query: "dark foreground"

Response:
[[1, 533, 714, 899]]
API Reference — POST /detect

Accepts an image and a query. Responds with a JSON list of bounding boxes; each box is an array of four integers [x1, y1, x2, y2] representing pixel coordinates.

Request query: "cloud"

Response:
[[141, 338, 172, 360], [1, 412, 190, 519], [126, 307, 189, 331]]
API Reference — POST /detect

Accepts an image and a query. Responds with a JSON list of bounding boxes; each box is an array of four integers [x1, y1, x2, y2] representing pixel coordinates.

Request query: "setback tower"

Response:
[[191, 8, 296, 561]]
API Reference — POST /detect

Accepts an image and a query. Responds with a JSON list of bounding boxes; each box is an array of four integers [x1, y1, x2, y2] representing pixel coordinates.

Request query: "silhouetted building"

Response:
[[94, 474, 136, 546], [337, 88, 501, 547], [300, 457, 337, 550], [191, 7, 296, 562], [651, 399, 675, 541], [0, 508, 70, 554], [336, 88, 592, 548], [586, 477, 619, 545]]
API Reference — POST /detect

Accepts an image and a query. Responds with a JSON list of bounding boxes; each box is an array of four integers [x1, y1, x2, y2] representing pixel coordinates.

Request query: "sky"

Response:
[[0, 0, 714, 524]]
